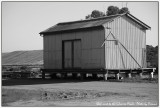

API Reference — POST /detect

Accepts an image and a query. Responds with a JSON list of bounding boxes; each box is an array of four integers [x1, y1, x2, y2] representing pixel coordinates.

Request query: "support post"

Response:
[[80, 73, 84, 80], [42, 71, 45, 79], [150, 72, 154, 79], [92, 74, 98, 79], [128, 70, 132, 78], [83, 73, 86, 79], [127, 69, 132, 78], [60, 73, 63, 79], [139, 69, 143, 78], [61, 73, 67, 79], [64, 73, 67, 79], [72, 73, 77, 79], [103, 70, 108, 81], [150, 68, 155, 79], [116, 73, 120, 80], [139, 72, 143, 78], [51, 73, 57, 79], [128, 73, 132, 78]]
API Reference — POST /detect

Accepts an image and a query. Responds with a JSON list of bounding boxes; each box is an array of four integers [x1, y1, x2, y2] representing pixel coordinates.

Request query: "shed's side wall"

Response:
[[43, 28, 105, 69], [103, 16, 146, 69]]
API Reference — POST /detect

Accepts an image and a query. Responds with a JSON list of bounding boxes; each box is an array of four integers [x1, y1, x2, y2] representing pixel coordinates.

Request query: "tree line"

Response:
[[85, 6, 129, 19], [146, 45, 158, 68]]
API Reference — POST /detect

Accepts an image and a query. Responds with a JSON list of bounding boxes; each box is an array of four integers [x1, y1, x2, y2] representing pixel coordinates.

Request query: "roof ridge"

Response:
[[57, 13, 125, 25]]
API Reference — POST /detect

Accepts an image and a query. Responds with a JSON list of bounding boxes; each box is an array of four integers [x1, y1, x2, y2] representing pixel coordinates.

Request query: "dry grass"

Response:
[[121, 77, 158, 83], [2, 88, 129, 106], [2, 78, 158, 106], [2, 89, 41, 105]]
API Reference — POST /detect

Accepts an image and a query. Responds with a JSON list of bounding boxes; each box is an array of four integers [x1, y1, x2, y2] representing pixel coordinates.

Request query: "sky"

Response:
[[2, 1, 158, 52]]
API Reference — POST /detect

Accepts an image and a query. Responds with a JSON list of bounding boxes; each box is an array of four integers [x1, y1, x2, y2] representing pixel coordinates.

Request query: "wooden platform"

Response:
[[41, 68, 156, 80]]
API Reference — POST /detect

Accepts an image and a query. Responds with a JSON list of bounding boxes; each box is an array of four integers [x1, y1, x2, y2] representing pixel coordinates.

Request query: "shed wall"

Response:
[[43, 28, 105, 69], [103, 16, 146, 69]]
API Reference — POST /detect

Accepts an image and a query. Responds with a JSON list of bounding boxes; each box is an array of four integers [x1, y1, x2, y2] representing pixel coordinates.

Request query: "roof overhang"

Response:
[[40, 25, 104, 35], [126, 13, 151, 30]]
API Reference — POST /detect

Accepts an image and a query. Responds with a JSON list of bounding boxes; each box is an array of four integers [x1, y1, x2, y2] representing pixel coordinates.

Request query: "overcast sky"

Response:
[[2, 1, 158, 52]]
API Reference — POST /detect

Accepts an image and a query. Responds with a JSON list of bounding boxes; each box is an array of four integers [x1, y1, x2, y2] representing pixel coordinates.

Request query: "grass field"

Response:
[[2, 78, 159, 106]]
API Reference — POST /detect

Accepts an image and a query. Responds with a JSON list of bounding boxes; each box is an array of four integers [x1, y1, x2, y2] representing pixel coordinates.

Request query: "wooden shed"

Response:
[[40, 13, 153, 80]]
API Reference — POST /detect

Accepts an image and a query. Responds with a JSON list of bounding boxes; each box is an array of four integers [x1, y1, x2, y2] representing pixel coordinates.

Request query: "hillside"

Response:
[[2, 50, 43, 65]]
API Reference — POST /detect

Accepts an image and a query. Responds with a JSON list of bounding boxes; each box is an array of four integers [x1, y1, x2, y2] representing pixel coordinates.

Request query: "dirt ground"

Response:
[[2, 78, 159, 106]]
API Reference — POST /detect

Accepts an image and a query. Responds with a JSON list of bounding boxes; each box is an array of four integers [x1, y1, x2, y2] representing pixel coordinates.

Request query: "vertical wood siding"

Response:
[[74, 40, 82, 68], [103, 16, 146, 69], [43, 28, 105, 69], [64, 41, 72, 68]]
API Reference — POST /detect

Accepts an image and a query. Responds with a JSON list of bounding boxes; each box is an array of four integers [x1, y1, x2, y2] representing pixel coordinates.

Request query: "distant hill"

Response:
[[2, 50, 43, 65], [2, 52, 9, 56]]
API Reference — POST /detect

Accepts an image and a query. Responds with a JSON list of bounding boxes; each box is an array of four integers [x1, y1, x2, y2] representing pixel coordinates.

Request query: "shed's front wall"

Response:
[[43, 28, 105, 69], [103, 16, 146, 69]]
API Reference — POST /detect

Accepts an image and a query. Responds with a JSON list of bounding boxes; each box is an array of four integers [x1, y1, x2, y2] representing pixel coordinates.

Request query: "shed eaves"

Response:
[[40, 13, 150, 34]]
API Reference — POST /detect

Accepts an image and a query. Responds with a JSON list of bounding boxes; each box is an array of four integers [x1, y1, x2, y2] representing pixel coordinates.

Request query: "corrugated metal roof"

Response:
[[40, 13, 150, 34]]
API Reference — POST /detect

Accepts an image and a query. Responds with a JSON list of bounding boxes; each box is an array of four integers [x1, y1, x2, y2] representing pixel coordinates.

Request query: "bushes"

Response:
[[2, 65, 42, 79]]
